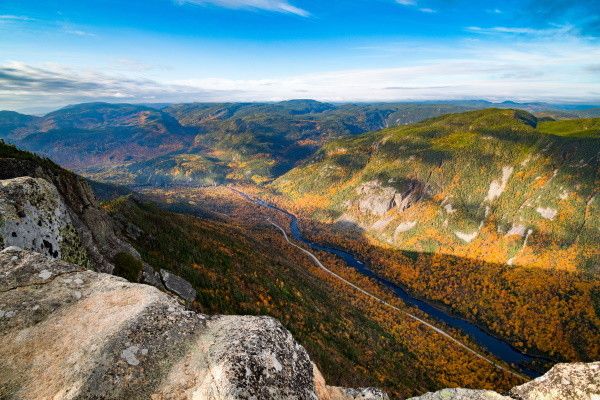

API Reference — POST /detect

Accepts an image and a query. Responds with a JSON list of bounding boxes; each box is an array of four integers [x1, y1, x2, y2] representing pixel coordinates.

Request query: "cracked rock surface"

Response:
[[0, 161, 137, 273], [408, 363, 600, 400], [0, 248, 386, 400], [0, 177, 79, 260], [510, 362, 600, 400]]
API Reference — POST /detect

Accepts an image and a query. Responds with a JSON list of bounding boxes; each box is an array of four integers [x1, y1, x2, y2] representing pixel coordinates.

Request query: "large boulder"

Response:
[[510, 362, 600, 400], [0, 248, 383, 399], [408, 363, 600, 400], [0, 177, 89, 265], [160, 268, 196, 302], [0, 160, 138, 273]]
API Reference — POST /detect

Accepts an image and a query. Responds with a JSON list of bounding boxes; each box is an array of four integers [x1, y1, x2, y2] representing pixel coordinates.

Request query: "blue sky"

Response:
[[1, 0, 599, 113]]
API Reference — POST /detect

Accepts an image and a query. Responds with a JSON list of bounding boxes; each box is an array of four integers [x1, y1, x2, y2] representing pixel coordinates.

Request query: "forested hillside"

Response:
[[274, 109, 599, 273], [270, 109, 599, 363], [1, 101, 578, 188]]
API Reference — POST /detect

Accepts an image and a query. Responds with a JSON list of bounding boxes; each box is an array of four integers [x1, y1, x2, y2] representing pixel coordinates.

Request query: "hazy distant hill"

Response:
[[0, 101, 476, 186], [0, 103, 195, 169], [1, 100, 598, 188]]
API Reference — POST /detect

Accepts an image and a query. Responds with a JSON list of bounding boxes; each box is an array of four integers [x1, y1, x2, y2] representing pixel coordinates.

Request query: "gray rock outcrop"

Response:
[[510, 362, 600, 400], [356, 181, 397, 216], [409, 363, 600, 400], [0, 248, 384, 400], [160, 268, 197, 302], [0, 177, 88, 264], [355, 180, 429, 216], [0, 173, 202, 303], [0, 158, 137, 273]]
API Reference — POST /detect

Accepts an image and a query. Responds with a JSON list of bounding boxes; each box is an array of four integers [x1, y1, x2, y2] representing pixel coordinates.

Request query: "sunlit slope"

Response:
[[274, 109, 600, 273]]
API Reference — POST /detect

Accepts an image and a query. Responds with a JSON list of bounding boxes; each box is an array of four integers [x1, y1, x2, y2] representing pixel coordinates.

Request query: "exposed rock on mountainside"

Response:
[[0, 142, 137, 273], [275, 109, 600, 273], [0, 247, 387, 400], [409, 363, 600, 400], [0, 177, 88, 264], [356, 181, 398, 216], [355, 180, 431, 216]]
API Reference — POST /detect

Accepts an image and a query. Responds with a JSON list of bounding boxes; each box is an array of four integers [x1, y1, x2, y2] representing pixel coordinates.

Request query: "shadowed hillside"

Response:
[[274, 109, 599, 274]]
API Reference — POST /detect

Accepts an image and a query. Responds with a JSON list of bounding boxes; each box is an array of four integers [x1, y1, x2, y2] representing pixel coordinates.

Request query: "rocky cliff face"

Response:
[[0, 247, 387, 400], [0, 154, 138, 273], [0, 177, 89, 265]]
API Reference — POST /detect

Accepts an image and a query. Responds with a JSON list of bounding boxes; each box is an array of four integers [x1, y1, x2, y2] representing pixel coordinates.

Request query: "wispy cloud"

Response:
[[63, 28, 97, 37], [466, 24, 575, 37], [0, 15, 34, 21], [0, 62, 235, 112], [523, 0, 600, 37], [395, 1, 435, 14], [175, 0, 309, 16], [3, 35, 600, 112]]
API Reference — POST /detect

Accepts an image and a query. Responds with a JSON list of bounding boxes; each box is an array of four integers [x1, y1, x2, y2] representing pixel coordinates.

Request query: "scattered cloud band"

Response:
[[175, 0, 309, 16]]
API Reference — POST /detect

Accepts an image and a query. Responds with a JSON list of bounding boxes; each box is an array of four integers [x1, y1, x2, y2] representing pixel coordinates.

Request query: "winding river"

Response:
[[232, 189, 543, 379]]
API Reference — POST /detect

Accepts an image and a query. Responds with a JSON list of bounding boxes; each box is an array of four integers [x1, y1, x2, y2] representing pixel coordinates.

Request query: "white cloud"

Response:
[[2, 34, 600, 112], [467, 25, 575, 37], [175, 0, 309, 16], [63, 28, 97, 37], [0, 61, 235, 112], [168, 37, 600, 103], [0, 15, 33, 21], [395, 1, 435, 14]]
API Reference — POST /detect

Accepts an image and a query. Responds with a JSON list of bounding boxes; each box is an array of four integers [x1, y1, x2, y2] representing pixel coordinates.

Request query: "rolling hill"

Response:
[[0, 103, 195, 170], [273, 109, 599, 273], [0, 101, 491, 187], [3, 101, 598, 189]]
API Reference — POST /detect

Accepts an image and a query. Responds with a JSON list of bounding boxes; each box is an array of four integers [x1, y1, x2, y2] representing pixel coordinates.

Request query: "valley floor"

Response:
[[114, 184, 600, 397]]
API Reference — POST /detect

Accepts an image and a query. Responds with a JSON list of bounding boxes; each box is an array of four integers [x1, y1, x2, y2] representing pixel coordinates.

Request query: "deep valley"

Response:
[[1, 102, 599, 399]]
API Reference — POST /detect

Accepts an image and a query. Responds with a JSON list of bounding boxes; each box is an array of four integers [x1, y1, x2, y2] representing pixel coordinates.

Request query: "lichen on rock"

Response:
[[0, 176, 90, 268]]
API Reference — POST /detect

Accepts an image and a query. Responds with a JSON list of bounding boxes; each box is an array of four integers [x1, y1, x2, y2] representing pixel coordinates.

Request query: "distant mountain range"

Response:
[[2, 100, 599, 188]]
